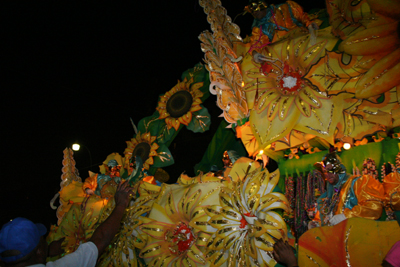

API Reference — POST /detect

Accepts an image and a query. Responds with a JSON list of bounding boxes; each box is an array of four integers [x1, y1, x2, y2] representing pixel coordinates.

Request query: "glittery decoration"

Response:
[[345, 226, 352, 267], [362, 158, 378, 179]]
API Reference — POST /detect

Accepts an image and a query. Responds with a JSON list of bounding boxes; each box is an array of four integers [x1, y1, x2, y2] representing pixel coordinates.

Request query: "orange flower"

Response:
[[156, 77, 204, 131]]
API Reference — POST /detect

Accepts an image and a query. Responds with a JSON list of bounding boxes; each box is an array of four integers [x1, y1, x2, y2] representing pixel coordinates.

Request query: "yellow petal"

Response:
[[186, 245, 207, 264], [258, 193, 290, 212], [256, 89, 280, 114], [139, 241, 165, 258], [254, 233, 274, 251]]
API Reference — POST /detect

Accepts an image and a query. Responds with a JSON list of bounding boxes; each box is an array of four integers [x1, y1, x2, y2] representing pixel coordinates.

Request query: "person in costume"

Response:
[[244, 0, 319, 57], [382, 152, 400, 221], [0, 182, 133, 267], [83, 159, 122, 197], [316, 152, 385, 226], [221, 150, 240, 178]]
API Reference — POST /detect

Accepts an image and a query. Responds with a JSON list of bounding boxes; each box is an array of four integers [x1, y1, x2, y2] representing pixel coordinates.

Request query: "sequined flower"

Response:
[[248, 37, 335, 122], [192, 164, 290, 267], [98, 182, 161, 267], [243, 34, 339, 152], [139, 183, 222, 266], [124, 132, 160, 170], [156, 77, 204, 131]]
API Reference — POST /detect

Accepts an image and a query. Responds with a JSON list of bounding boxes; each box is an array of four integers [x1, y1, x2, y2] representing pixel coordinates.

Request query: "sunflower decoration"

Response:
[[139, 182, 223, 266], [192, 164, 290, 266], [124, 131, 173, 171], [156, 77, 210, 132]]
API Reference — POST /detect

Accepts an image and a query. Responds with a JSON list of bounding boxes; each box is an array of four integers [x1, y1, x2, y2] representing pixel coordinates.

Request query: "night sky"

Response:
[[1, 1, 325, 228]]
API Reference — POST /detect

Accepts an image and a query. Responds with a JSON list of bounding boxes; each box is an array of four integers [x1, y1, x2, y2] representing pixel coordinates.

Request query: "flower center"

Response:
[[132, 142, 151, 163], [240, 212, 257, 229], [279, 63, 303, 94], [240, 216, 248, 229], [165, 223, 195, 255], [282, 76, 298, 89], [166, 91, 193, 118]]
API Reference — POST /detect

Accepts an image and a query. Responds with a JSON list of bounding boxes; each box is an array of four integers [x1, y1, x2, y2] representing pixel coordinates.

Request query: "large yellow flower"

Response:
[[156, 77, 204, 131], [192, 164, 290, 266], [124, 132, 159, 170], [242, 32, 338, 150], [139, 182, 222, 266]]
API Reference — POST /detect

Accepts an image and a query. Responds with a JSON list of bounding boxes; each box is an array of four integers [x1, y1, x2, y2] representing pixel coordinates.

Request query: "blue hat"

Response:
[[0, 218, 47, 263]]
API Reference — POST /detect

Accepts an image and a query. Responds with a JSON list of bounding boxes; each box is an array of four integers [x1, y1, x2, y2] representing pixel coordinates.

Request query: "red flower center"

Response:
[[166, 223, 195, 254], [280, 63, 303, 94], [240, 212, 256, 229]]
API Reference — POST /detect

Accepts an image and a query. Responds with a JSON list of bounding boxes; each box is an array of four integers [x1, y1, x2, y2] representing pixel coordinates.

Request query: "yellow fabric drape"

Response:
[[383, 171, 400, 210], [336, 175, 385, 219]]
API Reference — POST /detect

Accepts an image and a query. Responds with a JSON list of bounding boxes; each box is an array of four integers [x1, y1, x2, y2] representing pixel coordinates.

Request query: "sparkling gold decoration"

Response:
[[199, 0, 249, 127], [192, 163, 290, 266], [139, 183, 222, 266], [98, 182, 161, 266]]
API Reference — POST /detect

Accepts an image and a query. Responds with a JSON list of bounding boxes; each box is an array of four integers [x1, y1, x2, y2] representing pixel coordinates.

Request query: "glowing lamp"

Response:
[[343, 143, 351, 150], [259, 150, 264, 155], [72, 143, 80, 151]]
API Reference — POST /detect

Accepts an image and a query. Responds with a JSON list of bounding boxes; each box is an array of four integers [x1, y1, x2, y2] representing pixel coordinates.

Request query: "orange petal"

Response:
[[190, 105, 202, 113], [171, 119, 181, 131]]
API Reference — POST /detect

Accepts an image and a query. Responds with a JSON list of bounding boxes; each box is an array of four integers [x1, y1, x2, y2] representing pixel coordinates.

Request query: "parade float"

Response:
[[48, 0, 400, 266]]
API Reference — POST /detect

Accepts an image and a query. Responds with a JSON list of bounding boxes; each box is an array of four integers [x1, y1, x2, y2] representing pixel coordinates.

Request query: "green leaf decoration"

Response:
[[187, 107, 211, 133], [152, 144, 174, 168]]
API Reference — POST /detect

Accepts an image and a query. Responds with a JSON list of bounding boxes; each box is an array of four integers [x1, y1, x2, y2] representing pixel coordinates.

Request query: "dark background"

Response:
[[1, 1, 325, 229]]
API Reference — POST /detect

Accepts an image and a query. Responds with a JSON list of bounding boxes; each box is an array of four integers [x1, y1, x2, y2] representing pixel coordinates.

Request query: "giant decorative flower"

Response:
[[247, 37, 336, 122], [98, 182, 161, 267], [192, 163, 290, 266], [156, 77, 204, 131], [242, 34, 339, 151], [139, 183, 222, 266], [124, 132, 159, 170]]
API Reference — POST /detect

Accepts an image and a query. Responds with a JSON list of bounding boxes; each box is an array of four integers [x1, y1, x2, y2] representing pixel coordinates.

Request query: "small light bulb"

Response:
[[259, 150, 264, 155], [343, 143, 351, 150], [72, 143, 80, 151]]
